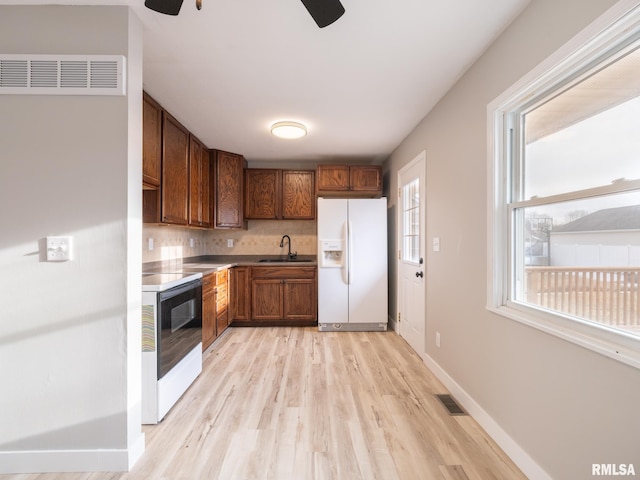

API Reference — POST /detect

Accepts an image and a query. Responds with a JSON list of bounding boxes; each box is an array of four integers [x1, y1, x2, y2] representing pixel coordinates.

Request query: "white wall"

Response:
[[0, 6, 144, 472], [384, 0, 640, 478]]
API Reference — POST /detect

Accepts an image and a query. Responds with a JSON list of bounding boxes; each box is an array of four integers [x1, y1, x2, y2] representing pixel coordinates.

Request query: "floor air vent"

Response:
[[0, 55, 125, 95], [436, 394, 467, 416]]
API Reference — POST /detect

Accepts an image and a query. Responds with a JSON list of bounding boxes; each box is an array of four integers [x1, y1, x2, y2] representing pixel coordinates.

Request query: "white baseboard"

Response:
[[424, 354, 551, 480], [0, 433, 145, 474], [388, 314, 397, 332]]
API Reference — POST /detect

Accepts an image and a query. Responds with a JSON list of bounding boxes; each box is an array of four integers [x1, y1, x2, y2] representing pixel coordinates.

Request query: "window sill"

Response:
[[486, 301, 640, 370]]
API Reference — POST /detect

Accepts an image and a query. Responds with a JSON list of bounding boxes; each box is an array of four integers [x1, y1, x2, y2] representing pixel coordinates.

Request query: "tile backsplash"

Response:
[[143, 220, 317, 263]]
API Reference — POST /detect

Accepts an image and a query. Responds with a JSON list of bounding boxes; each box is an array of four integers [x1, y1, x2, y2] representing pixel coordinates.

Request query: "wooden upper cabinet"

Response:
[[245, 169, 315, 220], [244, 169, 280, 219], [142, 93, 162, 187], [350, 165, 382, 192], [316, 164, 382, 197], [316, 165, 350, 192], [189, 135, 212, 228], [282, 170, 315, 219], [161, 112, 190, 225], [214, 149, 247, 229]]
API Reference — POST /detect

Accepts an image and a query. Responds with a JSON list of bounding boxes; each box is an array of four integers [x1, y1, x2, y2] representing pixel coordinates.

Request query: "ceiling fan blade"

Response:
[[144, 0, 184, 16], [300, 0, 345, 28]]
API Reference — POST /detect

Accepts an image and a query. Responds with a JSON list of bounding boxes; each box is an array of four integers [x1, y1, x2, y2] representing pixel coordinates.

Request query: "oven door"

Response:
[[157, 279, 202, 379]]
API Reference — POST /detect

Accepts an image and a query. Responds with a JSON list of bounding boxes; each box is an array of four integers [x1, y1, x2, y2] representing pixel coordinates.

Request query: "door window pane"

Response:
[[402, 178, 420, 263]]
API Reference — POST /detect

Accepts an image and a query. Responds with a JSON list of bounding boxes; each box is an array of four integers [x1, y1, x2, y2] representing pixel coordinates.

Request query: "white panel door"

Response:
[[348, 198, 388, 324], [398, 152, 426, 357]]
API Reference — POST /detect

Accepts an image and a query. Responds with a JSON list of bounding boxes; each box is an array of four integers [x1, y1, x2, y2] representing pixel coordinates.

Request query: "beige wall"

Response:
[[0, 5, 144, 472], [384, 0, 640, 478]]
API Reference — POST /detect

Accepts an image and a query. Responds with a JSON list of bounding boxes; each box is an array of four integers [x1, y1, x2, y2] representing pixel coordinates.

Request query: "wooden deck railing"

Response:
[[525, 267, 640, 331]]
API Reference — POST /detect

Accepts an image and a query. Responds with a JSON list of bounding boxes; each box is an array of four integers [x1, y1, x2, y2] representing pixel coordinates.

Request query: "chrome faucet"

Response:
[[280, 235, 297, 258]]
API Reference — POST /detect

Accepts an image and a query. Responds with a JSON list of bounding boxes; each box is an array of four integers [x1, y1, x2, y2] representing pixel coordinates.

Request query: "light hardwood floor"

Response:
[[3, 327, 526, 480]]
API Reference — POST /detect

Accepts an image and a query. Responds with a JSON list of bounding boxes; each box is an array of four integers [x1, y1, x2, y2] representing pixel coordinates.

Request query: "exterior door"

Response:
[[398, 151, 426, 358]]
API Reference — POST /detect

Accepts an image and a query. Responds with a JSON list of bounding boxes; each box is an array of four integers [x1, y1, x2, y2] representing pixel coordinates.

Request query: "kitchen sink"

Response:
[[258, 258, 313, 263]]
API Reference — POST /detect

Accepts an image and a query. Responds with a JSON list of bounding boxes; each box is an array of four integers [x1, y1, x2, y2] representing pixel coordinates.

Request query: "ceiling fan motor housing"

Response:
[[300, 0, 345, 28], [144, 0, 184, 16]]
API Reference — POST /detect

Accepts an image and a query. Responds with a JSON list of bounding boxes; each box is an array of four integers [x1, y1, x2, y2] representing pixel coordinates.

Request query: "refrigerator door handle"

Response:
[[341, 221, 349, 285], [347, 220, 353, 285]]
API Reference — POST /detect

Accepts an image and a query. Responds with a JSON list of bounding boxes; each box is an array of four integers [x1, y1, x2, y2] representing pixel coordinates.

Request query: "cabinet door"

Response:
[[245, 169, 280, 219], [142, 93, 162, 187], [201, 148, 212, 227], [216, 269, 229, 335], [251, 279, 283, 321], [283, 279, 317, 320], [189, 136, 203, 226], [189, 136, 211, 228], [229, 266, 250, 322], [202, 273, 217, 351], [316, 165, 350, 192], [161, 112, 190, 225], [282, 170, 315, 219], [214, 150, 247, 229], [350, 165, 382, 193]]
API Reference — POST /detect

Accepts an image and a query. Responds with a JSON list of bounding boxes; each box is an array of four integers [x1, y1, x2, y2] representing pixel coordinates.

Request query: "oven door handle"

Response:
[[158, 278, 202, 301]]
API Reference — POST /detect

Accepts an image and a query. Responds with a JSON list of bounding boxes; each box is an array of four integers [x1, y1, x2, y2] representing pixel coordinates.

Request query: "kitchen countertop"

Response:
[[143, 255, 317, 276]]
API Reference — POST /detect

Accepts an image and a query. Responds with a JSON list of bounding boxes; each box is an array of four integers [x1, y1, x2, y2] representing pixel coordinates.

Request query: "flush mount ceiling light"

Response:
[[270, 121, 308, 139]]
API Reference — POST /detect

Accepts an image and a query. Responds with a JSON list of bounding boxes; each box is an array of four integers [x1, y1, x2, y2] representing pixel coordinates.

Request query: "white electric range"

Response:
[[141, 271, 203, 424]]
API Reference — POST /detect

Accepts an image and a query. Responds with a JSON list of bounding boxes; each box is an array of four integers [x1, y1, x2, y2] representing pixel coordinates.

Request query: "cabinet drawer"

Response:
[[216, 269, 228, 285], [251, 266, 316, 279], [202, 272, 216, 293]]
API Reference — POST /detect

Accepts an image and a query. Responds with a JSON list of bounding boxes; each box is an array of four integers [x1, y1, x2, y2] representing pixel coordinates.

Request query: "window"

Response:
[[402, 178, 421, 263], [488, 5, 640, 368]]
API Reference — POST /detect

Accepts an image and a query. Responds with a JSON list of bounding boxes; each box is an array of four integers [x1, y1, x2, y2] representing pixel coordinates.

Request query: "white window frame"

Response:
[[487, 0, 640, 370]]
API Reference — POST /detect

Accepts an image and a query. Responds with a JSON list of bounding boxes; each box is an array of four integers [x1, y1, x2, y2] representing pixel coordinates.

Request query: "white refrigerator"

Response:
[[317, 197, 388, 331]]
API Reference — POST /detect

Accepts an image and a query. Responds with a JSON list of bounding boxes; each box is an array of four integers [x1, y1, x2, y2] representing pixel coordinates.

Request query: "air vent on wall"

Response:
[[0, 55, 125, 96]]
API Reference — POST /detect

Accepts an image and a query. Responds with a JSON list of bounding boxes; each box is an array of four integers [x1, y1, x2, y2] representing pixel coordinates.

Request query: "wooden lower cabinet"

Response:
[[202, 268, 229, 351], [243, 266, 317, 326], [202, 272, 217, 351], [216, 268, 229, 336], [251, 279, 282, 320], [229, 266, 250, 322], [283, 279, 317, 320]]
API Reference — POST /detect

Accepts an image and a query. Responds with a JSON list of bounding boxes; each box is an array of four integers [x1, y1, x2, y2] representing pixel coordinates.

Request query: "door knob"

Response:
[[415, 271, 424, 278]]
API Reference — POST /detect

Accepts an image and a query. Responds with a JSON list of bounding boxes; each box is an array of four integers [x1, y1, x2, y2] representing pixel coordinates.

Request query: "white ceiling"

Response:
[[3, 0, 530, 164]]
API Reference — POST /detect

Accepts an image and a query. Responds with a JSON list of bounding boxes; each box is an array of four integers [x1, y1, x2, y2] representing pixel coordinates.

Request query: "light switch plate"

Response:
[[432, 237, 440, 252], [46, 236, 72, 261]]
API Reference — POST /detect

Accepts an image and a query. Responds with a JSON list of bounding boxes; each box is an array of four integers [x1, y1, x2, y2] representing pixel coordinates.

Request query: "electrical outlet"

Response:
[[227, 239, 234, 248], [189, 238, 195, 248], [148, 238, 154, 251], [46, 236, 72, 261], [436, 332, 441, 348]]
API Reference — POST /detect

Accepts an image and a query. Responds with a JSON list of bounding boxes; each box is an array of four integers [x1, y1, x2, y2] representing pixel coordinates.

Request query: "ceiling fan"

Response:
[[144, 0, 345, 28]]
